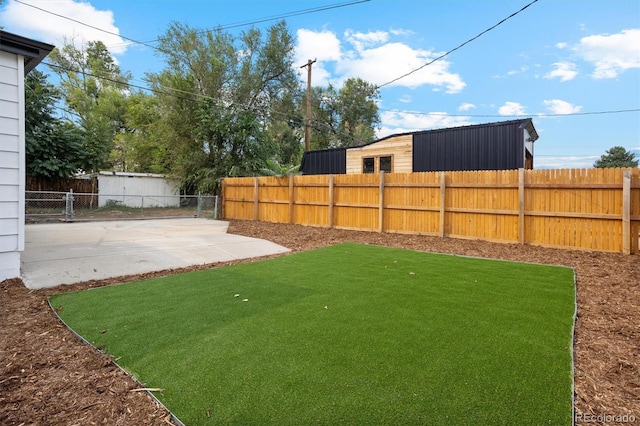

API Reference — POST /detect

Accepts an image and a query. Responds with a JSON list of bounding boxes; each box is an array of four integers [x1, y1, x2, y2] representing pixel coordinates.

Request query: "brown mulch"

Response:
[[1, 220, 638, 425]]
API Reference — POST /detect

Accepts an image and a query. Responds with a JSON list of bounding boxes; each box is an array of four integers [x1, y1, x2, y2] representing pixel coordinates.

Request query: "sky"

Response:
[[2, 0, 639, 169]]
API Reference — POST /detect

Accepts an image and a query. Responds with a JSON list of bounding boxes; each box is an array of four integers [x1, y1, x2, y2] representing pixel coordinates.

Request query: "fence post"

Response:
[[439, 172, 446, 238], [622, 170, 631, 255], [378, 171, 385, 233], [197, 192, 202, 218], [220, 179, 226, 220], [214, 195, 219, 220], [328, 174, 334, 229], [288, 175, 294, 224], [519, 168, 525, 245], [254, 177, 259, 221], [141, 195, 145, 218], [64, 189, 74, 222]]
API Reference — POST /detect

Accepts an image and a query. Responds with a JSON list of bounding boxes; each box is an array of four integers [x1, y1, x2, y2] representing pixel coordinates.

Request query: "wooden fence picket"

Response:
[[222, 168, 640, 254]]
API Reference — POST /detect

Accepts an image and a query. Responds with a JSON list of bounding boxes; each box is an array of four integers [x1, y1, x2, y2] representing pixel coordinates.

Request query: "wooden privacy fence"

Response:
[[222, 168, 640, 254], [26, 175, 97, 193]]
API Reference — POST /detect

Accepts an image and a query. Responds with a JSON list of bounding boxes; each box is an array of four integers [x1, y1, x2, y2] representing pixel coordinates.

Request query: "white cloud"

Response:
[[573, 28, 640, 78], [378, 111, 472, 138], [0, 0, 127, 55], [492, 66, 529, 79], [344, 29, 389, 52], [389, 28, 415, 37], [296, 28, 341, 63], [340, 42, 465, 92], [507, 66, 529, 76], [458, 103, 475, 112], [498, 101, 526, 116], [295, 28, 466, 93], [543, 99, 582, 115], [295, 29, 342, 86], [544, 62, 578, 82]]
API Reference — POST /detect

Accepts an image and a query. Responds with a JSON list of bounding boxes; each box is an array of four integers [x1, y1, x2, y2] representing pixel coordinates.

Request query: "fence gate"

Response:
[[25, 191, 71, 222]]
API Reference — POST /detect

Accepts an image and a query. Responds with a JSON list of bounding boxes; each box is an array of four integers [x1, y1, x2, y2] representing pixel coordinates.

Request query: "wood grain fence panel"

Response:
[[292, 175, 329, 227], [223, 177, 255, 220], [256, 176, 289, 223], [631, 170, 640, 253], [333, 174, 379, 230], [222, 167, 639, 254], [383, 172, 440, 234]]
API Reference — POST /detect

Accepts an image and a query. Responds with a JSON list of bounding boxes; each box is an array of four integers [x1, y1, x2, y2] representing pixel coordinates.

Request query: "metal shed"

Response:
[[299, 118, 538, 175], [299, 147, 347, 175], [412, 119, 538, 172]]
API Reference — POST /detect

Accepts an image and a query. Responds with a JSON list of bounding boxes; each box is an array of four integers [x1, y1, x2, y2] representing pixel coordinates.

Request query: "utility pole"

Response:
[[300, 58, 316, 152]]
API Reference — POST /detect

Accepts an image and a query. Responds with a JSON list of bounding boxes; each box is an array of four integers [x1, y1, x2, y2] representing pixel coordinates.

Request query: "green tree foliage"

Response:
[[593, 146, 638, 168], [149, 20, 300, 192], [259, 158, 301, 177], [266, 90, 304, 165], [308, 77, 380, 150], [109, 92, 170, 173], [24, 70, 85, 178], [34, 21, 381, 188], [48, 40, 131, 173]]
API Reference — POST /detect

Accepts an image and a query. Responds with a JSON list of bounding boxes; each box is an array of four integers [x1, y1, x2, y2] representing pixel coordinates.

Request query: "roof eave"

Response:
[[0, 30, 55, 75]]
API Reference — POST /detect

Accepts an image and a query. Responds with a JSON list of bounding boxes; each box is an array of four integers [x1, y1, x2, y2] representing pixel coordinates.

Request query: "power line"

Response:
[[141, 0, 371, 45], [380, 108, 640, 118], [44, 58, 639, 134], [377, 0, 539, 88], [14, 0, 370, 51], [13, 0, 158, 51], [42, 61, 303, 124]]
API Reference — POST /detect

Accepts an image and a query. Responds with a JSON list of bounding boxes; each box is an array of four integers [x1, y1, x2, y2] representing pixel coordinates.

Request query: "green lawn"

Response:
[[50, 243, 575, 425]]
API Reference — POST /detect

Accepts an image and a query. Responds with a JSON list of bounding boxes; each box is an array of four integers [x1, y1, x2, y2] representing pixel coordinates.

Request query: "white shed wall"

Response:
[[0, 50, 25, 281], [98, 174, 180, 208]]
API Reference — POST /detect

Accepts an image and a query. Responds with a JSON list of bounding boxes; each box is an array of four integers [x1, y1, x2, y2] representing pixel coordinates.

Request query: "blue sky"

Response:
[[2, 0, 639, 169]]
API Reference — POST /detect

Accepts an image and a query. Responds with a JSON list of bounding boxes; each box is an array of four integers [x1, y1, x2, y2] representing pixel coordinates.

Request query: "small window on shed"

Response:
[[380, 156, 392, 173], [363, 157, 375, 173]]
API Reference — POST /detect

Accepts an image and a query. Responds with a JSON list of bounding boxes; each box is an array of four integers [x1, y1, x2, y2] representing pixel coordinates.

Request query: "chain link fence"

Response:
[[26, 191, 219, 223]]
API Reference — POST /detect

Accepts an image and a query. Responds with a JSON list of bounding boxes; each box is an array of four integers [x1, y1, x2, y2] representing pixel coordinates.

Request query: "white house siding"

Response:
[[0, 50, 25, 281]]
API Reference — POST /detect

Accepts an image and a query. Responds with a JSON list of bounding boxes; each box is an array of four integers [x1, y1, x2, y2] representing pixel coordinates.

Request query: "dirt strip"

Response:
[[1, 219, 638, 425]]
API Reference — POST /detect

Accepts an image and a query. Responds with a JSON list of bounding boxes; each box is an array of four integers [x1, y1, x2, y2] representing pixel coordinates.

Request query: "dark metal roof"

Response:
[[366, 118, 538, 147], [0, 30, 55, 75]]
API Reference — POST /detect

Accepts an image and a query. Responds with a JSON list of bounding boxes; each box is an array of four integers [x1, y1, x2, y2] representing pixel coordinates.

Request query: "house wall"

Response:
[[0, 50, 25, 281], [98, 173, 180, 207], [346, 135, 413, 174]]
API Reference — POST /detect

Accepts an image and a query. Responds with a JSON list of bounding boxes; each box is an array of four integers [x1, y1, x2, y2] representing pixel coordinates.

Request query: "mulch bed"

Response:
[[1, 220, 638, 425]]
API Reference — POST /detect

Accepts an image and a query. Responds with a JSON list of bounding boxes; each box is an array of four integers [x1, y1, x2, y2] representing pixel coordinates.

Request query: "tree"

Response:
[[259, 158, 301, 177], [593, 146, 638, 168], [308, 77, 380, 150], [109, 92, 170, 173], [24, 70, 85, 178], [149, 20, 300, 192], [48, 40, 131, 173], [336, 78, 380, 147]]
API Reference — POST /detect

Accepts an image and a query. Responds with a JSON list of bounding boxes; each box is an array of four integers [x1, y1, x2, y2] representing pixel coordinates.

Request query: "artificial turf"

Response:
[[50, 243, 575, 425]]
